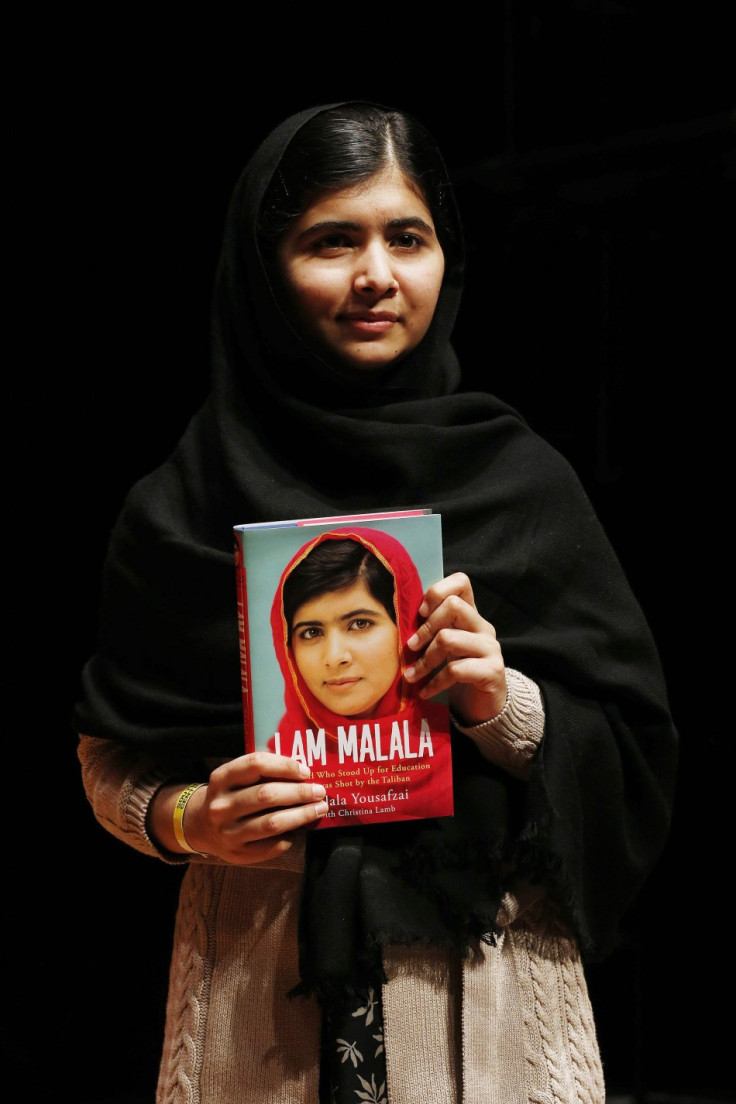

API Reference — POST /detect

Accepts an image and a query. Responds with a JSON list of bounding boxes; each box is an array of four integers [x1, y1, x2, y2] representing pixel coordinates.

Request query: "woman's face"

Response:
[[290, 578, 400, 718], [276, 166, 445, 373]]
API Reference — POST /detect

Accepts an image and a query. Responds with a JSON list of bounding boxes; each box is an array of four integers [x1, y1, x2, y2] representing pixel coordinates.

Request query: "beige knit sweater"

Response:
[[78, 669, 605, 1103]]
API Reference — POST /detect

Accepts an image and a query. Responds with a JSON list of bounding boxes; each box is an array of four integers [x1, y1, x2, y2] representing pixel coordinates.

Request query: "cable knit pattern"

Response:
[[158, 863, 218, 1103], [504, 903, 605, 1104]]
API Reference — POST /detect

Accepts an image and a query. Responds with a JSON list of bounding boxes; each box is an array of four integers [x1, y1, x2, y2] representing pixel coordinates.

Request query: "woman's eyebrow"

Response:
[[297, 219, 360, 240], [385, 216, 435, 236], [291, 618, 323, 631], [338, 607, 380, 621]]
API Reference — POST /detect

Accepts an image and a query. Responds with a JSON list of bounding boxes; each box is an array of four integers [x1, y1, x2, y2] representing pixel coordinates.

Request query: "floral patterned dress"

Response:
[[320, 989, 388, 1104]]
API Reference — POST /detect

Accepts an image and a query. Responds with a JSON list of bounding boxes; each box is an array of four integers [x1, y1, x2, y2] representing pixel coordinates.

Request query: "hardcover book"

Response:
[[233, 510, 454, 829]]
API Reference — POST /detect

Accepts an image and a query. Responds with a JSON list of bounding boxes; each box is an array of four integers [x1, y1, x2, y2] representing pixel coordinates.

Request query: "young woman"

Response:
[[75, 102, 678, 1103], [277, 532, 409, 727]]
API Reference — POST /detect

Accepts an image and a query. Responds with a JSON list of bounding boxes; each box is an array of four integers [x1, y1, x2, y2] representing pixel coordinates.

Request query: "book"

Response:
[[233, 510, 454, 829]]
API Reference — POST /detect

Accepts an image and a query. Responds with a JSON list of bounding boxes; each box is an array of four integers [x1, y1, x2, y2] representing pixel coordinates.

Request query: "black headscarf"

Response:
[[74, 102, 678, 1003]]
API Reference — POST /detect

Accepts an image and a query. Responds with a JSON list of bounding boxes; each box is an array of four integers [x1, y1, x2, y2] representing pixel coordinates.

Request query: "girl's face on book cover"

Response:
[[290, 579, 400, 718], [276, 166, 445, 374]]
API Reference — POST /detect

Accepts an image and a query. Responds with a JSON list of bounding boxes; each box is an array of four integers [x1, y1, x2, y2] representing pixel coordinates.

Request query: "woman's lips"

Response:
[[340, 312, 398, 334], [324, 677, 362, 689]]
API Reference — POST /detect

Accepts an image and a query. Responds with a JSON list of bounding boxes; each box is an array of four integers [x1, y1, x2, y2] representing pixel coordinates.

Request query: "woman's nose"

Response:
[[324, 631, 351, 666], [353, 244, 398, 297]]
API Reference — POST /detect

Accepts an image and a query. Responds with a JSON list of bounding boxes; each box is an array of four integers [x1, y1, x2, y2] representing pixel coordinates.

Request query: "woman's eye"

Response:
[[297, 626, 322, 641], [314, 233, 352, 251], [391, 233, 422, 250], [349, 618, 373, 632]]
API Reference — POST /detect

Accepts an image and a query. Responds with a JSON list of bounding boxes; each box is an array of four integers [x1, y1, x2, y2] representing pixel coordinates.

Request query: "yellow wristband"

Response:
[[173, 783, 206, 855]]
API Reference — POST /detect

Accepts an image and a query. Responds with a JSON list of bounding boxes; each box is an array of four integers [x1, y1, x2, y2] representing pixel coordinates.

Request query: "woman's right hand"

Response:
[[151, 753, 329, 865]]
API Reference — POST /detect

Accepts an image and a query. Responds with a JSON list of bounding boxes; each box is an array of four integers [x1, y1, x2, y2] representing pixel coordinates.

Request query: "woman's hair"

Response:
[[283, 538, 396, 638], [258, 102, 459, 265]]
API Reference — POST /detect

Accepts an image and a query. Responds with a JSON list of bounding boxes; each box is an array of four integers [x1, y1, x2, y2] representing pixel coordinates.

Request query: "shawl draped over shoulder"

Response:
[[74, 102, 678, 1002]]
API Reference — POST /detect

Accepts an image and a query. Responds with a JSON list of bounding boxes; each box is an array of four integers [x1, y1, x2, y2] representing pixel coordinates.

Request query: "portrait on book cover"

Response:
[[262, 526, 453, 821]]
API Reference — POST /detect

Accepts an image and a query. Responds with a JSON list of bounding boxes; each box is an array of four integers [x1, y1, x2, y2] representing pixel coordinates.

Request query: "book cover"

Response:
[[233, 511, 454, 829]]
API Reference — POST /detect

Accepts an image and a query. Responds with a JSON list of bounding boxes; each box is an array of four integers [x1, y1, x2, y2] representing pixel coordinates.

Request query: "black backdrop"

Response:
[[23, 6, 734, 1102]]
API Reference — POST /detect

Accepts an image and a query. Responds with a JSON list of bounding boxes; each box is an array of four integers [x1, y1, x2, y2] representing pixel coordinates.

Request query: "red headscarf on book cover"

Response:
[[268, 526, 453, 823]]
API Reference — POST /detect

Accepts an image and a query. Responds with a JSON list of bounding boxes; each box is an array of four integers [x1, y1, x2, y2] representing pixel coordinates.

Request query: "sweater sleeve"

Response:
[[77, 733, 194, 864], [451, 667, 544, 781]]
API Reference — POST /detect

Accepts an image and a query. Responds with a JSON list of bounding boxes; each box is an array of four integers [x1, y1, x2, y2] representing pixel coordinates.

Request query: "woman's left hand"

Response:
[[403, 572, 507, 726]]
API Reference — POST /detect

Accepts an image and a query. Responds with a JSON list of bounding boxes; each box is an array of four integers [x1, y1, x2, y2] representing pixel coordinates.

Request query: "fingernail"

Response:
[[418, 601, 429, 617], [403, 666, 416, 681], [298, 763, 311, 778], [312, 784, 326, 799], [406, 633, 419, 649]]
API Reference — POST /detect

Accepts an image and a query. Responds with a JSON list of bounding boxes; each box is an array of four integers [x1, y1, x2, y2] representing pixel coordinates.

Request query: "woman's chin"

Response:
[[316, 343, 410, 381], [315, 694, 382, 721]]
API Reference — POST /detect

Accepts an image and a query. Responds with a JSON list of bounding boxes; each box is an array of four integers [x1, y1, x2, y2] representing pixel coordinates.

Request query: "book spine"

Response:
[[234, 534, 255, 752]]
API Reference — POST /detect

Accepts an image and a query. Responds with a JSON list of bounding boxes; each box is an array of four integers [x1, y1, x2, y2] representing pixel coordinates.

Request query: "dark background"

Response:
[[21, 4, 734, 1102]]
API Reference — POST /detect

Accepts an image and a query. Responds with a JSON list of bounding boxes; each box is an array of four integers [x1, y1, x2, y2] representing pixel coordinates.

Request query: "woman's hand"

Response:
[[403, 572, 507, 726], [153, 753, 328, 865]]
